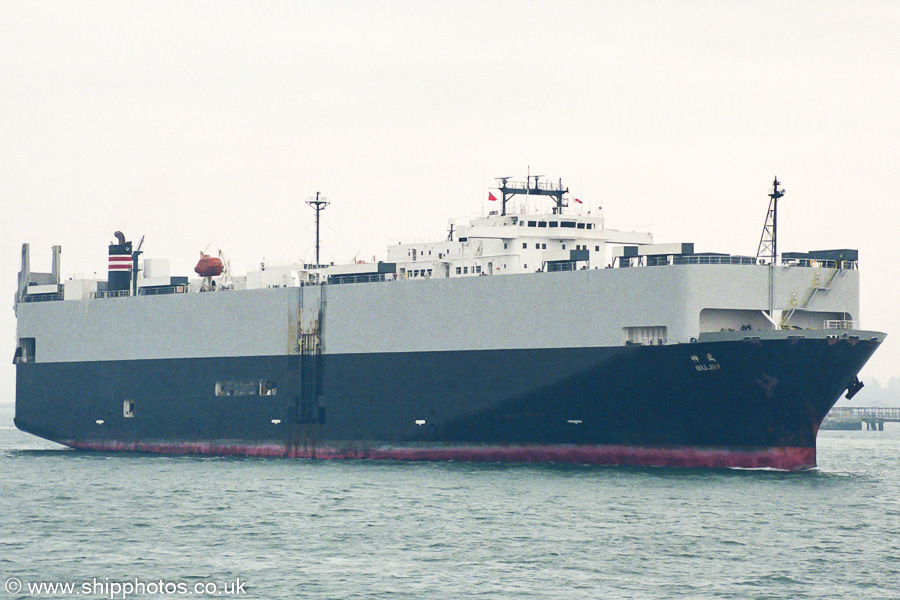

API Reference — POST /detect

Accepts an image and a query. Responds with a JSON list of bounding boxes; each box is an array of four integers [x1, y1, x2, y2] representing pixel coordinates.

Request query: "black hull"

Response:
[[14, 334, 881, 470]]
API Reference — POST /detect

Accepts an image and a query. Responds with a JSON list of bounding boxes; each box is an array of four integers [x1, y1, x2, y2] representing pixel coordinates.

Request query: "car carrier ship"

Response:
[[12, 176, 884, 470]]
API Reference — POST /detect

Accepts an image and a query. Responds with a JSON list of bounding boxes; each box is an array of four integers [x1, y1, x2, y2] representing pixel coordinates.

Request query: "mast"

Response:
[[495, 175, 569, 215], [131, 236, 144, 296], [756, 177, 785, 265], [306, 192, 330, 267], [756, 177, 786, 328]]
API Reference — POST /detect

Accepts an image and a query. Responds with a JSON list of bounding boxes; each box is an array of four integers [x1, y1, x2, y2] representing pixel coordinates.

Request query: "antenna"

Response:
[[526, 166, 531, 204], [496, 172, 568, 215], [756, 177, 785, 264], [306, 192, 330, 267]]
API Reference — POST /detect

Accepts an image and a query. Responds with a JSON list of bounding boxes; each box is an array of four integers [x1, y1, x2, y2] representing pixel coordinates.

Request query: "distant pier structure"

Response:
[[821, 407, 900, 431]]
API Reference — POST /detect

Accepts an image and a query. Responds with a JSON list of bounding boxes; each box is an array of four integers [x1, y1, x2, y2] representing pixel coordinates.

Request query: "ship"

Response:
[[12, 176, 885, 470]]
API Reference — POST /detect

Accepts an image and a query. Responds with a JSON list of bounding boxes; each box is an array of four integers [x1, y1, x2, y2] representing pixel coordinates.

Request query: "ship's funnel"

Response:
[[108, 234, 133, 293]]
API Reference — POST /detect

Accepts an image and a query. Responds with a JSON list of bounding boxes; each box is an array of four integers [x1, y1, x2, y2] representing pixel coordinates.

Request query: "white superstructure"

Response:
[[385, 210, 652, 280]]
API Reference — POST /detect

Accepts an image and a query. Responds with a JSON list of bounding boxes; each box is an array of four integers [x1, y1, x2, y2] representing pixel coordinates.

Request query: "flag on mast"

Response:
[[574, 198, 583, 204], [488, 192, 498, 202]]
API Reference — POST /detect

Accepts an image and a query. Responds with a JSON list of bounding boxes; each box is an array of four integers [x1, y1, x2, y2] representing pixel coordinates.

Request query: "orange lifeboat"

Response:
[[195, 253, 224, 277]]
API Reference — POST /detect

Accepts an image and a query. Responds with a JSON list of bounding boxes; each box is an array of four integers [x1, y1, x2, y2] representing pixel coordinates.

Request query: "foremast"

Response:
[[756, 177, 785, 265]]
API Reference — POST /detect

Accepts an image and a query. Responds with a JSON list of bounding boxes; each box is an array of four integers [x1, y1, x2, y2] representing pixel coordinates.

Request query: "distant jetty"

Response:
[[821, 407, 900, 431]]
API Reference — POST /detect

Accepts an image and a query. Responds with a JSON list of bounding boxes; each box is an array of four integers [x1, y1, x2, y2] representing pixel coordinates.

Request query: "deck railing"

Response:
[[22, 292, 63, 303], [138, 285, 189, 296], [328, 273, 389, 285], [672, 255, 756, 266], [782, 258, 858, 270], [91, 290, 129, 299]]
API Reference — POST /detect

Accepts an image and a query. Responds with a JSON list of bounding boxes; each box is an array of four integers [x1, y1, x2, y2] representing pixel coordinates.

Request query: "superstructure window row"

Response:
[[454, 265, 484, 275], [525, 221, 594, 229]]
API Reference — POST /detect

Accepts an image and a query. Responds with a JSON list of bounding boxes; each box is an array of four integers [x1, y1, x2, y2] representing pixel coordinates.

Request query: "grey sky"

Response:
[[2, 0, 898, 399]]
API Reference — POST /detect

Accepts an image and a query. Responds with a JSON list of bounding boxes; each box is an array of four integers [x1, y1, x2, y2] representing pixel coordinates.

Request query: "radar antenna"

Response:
[[495, 174, 569, 215], [306, 192, 330, 268], [756, 177, 785, 265]]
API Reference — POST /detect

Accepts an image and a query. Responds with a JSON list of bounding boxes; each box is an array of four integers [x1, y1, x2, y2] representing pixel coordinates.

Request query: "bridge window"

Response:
[[528, 221, 537, 227], [561, 221, 576, 228], [538, 221, 547, 228], [522, 243, 527, 249], [549, 222, 559, 228], [577, 223, 585, 229]]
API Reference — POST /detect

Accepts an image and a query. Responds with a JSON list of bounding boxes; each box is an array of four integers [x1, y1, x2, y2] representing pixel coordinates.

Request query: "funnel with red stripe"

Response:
[[108, 231, 133, 292]]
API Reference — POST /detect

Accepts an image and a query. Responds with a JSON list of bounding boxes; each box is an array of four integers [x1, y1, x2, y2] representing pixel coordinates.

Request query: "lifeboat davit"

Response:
[[195, 254, 224, 277]]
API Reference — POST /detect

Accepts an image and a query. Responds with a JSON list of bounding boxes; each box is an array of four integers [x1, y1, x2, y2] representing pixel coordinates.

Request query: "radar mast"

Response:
[[756, 177, 785, 265], [306, 192, 330, 268], [495, 175, 569, 215]]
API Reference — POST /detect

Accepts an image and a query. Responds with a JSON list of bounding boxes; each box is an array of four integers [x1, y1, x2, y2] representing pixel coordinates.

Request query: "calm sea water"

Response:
[[2, 402, 899, 600]]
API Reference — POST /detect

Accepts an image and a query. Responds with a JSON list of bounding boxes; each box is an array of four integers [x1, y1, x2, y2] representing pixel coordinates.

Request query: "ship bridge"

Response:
[[385, 208, 652, 279], [385, 175, 653, 279]]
